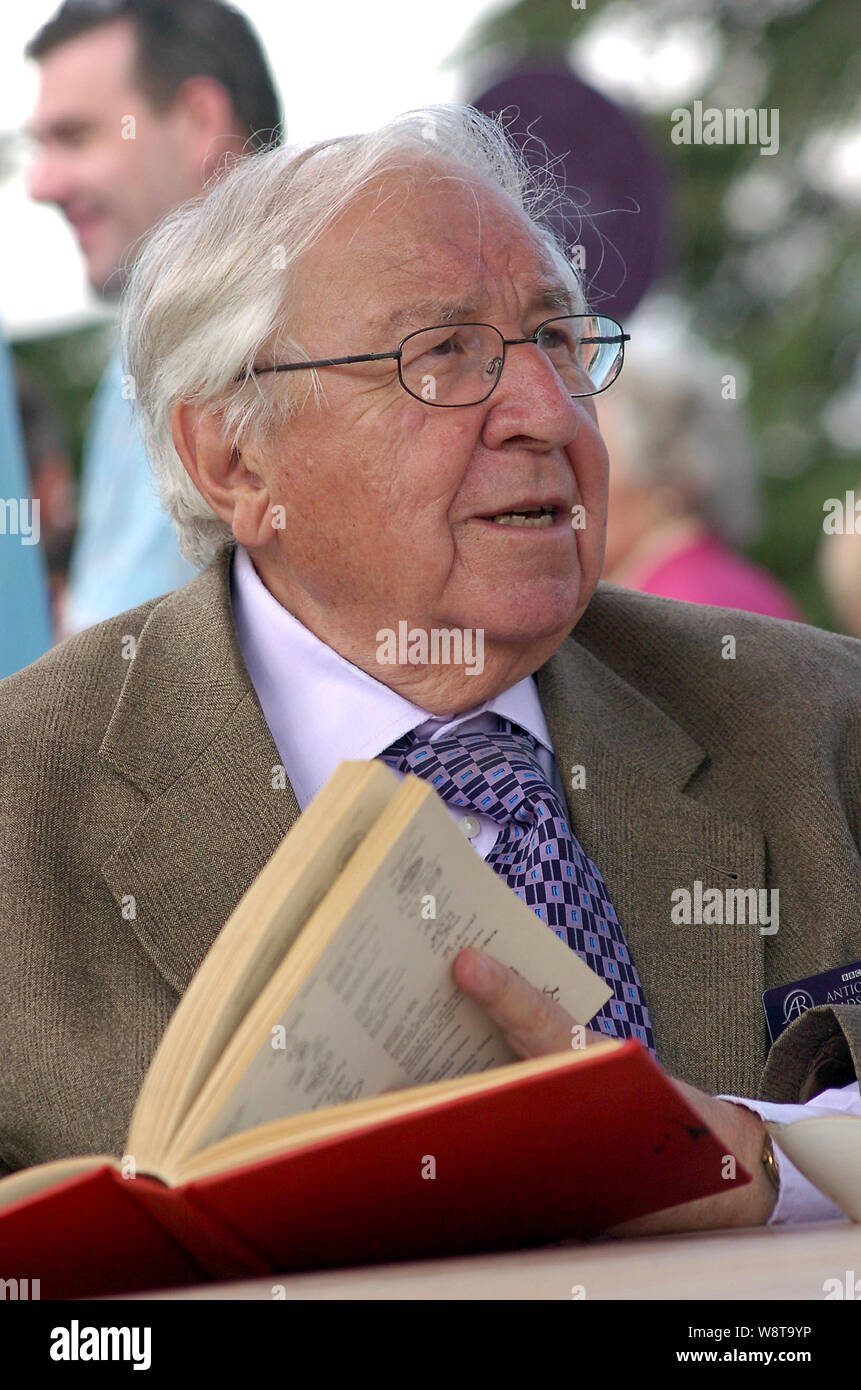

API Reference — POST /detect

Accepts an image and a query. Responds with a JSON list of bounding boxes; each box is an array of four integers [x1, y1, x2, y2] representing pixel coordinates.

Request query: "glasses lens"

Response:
[[535, 315, 626, 396], [400, 324, 504, 405]]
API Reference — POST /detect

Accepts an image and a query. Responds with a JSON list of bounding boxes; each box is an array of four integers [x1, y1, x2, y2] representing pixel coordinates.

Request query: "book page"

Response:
[[127, 760, 400, 1159], [190, 776, 612, 1151], [0, 1155, 115, 1212], [176, 1044, 623, 1183]]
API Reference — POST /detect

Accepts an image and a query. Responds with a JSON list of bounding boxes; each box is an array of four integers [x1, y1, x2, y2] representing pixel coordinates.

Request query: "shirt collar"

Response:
[[230, 543, 554, 808]]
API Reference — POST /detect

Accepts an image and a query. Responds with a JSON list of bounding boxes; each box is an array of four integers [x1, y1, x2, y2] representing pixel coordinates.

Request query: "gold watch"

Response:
[[761, 1131, 780, 1196]]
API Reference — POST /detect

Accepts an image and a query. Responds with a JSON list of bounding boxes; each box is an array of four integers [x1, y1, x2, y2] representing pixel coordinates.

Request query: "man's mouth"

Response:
[[480, 505, 559, 529], [66, 209, 106, 246]]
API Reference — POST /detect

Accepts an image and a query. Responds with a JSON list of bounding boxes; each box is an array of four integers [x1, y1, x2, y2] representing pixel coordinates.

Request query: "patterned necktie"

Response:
[[381, 720, 656, 1054]]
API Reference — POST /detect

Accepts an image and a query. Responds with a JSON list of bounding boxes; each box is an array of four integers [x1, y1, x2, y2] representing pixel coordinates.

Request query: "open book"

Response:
[[0, 762, 749, 1298]]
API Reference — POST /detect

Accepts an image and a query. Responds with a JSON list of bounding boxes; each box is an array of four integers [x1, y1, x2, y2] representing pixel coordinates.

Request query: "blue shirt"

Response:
[[0, 331, 53, 678], [62, 349, 197, 634]]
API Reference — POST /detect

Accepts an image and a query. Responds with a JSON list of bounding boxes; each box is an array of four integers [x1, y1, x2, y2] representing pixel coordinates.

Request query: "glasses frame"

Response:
[[239, 313, 631, 406]]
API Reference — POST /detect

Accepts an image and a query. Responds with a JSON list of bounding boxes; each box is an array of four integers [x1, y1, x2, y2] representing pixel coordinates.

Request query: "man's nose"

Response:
[[481, 340, 583, 450], [28, 151, 70, 206]]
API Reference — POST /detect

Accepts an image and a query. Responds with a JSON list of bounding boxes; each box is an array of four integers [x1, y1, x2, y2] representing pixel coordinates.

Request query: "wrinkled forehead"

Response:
[[296, 163, 580, 343]]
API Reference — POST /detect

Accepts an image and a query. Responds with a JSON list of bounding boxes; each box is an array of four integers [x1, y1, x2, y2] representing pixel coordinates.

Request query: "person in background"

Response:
[[25, 0, 282, 636], [15, 362, 78, 628], [0, 333, 54, 678], [598, 306, 803, 621], [820, 494, 861, 639]]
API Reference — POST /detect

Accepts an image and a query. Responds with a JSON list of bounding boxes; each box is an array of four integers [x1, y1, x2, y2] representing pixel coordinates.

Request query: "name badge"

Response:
[[762, 959, 861, 1044]]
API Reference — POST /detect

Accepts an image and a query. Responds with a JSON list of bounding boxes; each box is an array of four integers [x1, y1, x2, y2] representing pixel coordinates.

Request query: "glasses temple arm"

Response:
[[577, 334, 631, 344], [238, 348, 401, 381]]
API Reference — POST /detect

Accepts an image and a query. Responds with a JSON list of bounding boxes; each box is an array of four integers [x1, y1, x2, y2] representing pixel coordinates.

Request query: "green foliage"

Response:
[[12, 323, 113, 483]]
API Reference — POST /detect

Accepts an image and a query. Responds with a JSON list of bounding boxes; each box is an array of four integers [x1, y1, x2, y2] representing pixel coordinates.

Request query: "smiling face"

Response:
[[238, 164, 611, 709], [27, 18, 220, 294]]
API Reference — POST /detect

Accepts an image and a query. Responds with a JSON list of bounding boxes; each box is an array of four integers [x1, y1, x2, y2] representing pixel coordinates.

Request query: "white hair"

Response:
[[121, 104, 585, 568]]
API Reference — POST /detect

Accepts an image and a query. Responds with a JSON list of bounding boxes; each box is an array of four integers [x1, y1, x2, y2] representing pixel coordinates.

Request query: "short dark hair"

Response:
[[26, 0, 283, 150]]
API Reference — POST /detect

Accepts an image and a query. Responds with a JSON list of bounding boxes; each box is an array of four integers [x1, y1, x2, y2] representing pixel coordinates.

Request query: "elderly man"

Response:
[[1, 107, 859, 1243]]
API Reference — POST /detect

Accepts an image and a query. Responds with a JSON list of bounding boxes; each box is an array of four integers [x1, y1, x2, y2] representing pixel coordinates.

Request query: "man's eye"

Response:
[[426, 334, 458, 357], [538, 328, 570, 350], [402, 332, 462, 369], [51, 125, 94, 150]]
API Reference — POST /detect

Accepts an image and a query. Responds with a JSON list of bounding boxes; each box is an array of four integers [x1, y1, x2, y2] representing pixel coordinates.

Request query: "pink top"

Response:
[[634, 534, 803, 621]]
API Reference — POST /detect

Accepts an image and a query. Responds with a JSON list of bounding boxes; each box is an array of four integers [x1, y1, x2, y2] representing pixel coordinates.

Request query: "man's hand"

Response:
[[604, 1077, 779, 1235], [453, 947, 779, 1233]]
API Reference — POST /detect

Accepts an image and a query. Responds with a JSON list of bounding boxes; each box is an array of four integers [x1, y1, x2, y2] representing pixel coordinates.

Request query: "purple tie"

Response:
[[381, 720, 656, 1054]]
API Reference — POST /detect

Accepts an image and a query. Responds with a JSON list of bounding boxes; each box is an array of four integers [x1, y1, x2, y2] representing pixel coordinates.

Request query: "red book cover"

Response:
[[0, 1042, 749, 1298]]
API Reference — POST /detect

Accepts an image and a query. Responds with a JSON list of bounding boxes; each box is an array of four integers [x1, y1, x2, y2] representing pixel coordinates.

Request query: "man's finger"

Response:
[[452, 946, 596, 1058]]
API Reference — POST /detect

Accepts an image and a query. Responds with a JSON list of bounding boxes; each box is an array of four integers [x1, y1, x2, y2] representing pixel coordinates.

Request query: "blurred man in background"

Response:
[[26, 0, 282, 636], [599, 302, 802, 621]]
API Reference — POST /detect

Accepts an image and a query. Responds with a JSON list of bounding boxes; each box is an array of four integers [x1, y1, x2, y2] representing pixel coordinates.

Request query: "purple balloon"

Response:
[[471, 63, 673, 320]]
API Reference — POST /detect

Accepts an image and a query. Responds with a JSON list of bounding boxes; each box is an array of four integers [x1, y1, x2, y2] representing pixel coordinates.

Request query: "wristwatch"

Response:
[[761, 1130, 781, 1197]]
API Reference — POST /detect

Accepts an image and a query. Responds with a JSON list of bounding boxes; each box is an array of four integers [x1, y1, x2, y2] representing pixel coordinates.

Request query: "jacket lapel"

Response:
[[99, 545, 302, 998], [537, 636, 767, 1098]]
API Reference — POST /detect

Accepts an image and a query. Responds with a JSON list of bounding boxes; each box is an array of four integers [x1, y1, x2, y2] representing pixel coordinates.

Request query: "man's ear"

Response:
[[168, 76, 245, 177], [171, 401, 273, 549]]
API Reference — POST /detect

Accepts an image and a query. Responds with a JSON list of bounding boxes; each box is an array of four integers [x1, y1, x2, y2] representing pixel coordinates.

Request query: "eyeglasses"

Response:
[[240, 313, 630, 407]]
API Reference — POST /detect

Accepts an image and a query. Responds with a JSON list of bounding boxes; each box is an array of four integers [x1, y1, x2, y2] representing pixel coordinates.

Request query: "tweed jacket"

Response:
[[1, 543, 860, 1173]]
